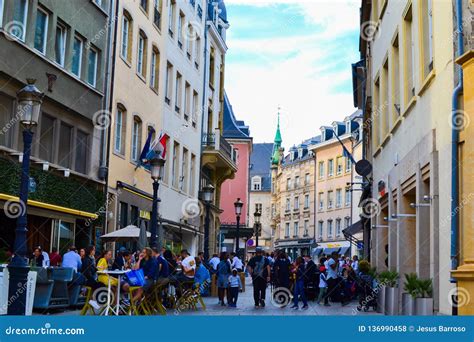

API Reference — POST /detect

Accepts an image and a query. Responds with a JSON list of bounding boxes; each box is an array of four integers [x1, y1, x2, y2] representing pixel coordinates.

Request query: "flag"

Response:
[[139, 127, 155, 163], [136, 130, 169, 170], [333, 131, 357, 165]]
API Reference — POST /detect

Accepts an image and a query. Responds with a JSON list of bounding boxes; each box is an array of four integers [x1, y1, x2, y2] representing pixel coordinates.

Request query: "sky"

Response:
[[224, 0, 361, 149]]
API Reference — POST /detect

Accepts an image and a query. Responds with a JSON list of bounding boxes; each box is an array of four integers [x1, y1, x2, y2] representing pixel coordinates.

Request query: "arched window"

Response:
[[131, 115, 142, 162], [121, 10, 133, 62], [114, 104, 127, 154], [150, 46, 160, 90], [137, 30, 148, 77]]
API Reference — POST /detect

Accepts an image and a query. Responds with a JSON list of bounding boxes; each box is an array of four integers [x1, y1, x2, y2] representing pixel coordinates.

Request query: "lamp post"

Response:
[[8, 79, 43, 315], [202, 184, 214, 261], [234, 198, 243, 257], [149, 155, 165, 249], [254, 209, 261, 248]]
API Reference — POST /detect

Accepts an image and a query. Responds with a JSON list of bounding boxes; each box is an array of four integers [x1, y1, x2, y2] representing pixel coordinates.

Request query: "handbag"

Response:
[[126, 269, 145, 286]]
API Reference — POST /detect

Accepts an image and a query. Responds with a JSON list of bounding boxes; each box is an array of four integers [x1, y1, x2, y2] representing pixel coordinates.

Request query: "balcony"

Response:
[[201, 129, 237, 178]]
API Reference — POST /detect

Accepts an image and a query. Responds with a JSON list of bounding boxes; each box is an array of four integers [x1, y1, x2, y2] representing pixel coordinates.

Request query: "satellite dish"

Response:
[[355, 159, 372, 177]]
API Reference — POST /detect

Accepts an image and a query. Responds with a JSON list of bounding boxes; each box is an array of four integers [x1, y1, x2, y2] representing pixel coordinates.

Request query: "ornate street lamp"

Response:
[[234, 198, 244, 256], [149, 155, 165, 249], [254, 209, 261, 248], [202, 184, 214, 261], [8, 79, 43, 315]]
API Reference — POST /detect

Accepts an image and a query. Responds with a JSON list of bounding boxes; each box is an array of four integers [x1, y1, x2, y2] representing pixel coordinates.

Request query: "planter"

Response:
[[415, 297, 433, 316], [376, 285, 386, 314], [401, 293, 415, 315], [384, 287, 399, 315]]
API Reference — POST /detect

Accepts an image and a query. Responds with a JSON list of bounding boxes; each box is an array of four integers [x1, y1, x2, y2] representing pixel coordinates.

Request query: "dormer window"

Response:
[[321, 129, 326, 141], [346, 121, 351, 133], [252, 176, 262, 191], [298, 148, 303, 158]]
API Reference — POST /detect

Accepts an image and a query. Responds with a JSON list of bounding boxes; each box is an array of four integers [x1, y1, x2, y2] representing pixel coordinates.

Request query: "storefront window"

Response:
[[51, 220, 75, 253]]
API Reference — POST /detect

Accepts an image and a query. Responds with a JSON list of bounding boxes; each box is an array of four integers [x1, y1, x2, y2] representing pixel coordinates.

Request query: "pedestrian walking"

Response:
[[291, 257, 308, 310], [317, 267, 328, 305], [247, 247, 271, 308], [228, 268, 243, 307], [217, 252, 231, 306]]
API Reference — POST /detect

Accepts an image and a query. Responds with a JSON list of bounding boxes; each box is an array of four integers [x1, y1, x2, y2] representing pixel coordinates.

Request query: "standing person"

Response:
[[317, 267, 328, 305], [228, 268, 243, 307], [291, 256, 308, 310], [230, 252, 243, 272], [247, 247, 271, 309], [208, 253, 220, 273], [49, 247, 61, 267], [351, 255, 359, 273], [303, 255, 317, 285], [216, 252, 231, 306], [273, 251, 291, 290]]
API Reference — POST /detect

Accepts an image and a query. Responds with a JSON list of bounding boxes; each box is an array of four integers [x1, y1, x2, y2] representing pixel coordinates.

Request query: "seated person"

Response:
[[130, 248, 158, 302], [97, 250, 129, 294], [31, 247, 45, 267], [152, 247, 169, 286], [81, 245, 101, 289]]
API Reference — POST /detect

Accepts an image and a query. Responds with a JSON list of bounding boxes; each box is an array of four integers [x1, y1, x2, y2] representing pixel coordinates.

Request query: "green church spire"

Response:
[[271, 107, 282, 165]]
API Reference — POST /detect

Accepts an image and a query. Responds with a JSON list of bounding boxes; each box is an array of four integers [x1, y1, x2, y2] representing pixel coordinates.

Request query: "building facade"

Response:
[[248, 143, 273, 253], [359, 0, 456, 314], [0, 0, 113, 255]]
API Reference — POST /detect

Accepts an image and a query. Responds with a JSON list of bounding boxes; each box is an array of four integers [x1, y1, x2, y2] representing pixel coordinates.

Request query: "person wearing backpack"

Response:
[[247, 247, 271, 308]]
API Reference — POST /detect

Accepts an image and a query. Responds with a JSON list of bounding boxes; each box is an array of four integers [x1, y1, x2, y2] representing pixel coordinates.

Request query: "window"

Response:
[[382, 59, 389, 135], [345, 157, 352, 173], [420, 0, 433, 80], [55, 23, 67, 66], [72, 36, 83, 77], [39, 114, 55, 162], [255, 203, 262, 214], [328, 159, 334, 177], [153, 0, 162, 28], [304, 194, 310, 209], [0, 95, 13, 148], [130, 205, 139, 226], [209, 48, 215, 87], [190, 154, 196, 196], [12, 0, 28, 41], [140, 0, 148, 13], [252, 176, 262, 191], [318, 221, 323, 238], [181, 148, 189, 192], [177, 11, 184, 48], [294, 196, 299, 210], [184, 82, 191, 120], [318, 161, 324, 179], [336, 219, 342, 237], [293, 222, 299, 237], [285, 223, 290, 237], [192, 90, 198, 127], [336, 156, 343, 175], [121, 12, 133, 62], [34, 8, 49, 54], [336, 189, 342, 208], [75, 130, 88, 174], [58, 123, 72, 168], [328, 220, 333, 237], [114, 106, 126, 154], [172, 141, 180, 188], [318, 192, 324, 210], [345, 190, 351, 206], [344, 217, 351, 228], [373, 76, 380, 147], [271, 204, 276, 218], [52, 220, 75, 255], [168, 0, 176, 36], [305, 173, 310, 185], [327, 190, 334, 209], [403, 3, 415, 104], [0, 0, 4, 28], [194, 36, 201, 68], [87, 47, 98, 87], [119, 202, 128, 228], [294, 176, 300, 188], [286, 198, 291, 211], [131, 116, 142, 162], [175, 72, 182, 113], [392, 33, 401, 120], [304, 220, 309, 236], [137, 31, 147, 77], [165, 62, 173, 104], [150, 47, 160, 90], [286, 178, 291, 190], [186, 24, 193, 58]]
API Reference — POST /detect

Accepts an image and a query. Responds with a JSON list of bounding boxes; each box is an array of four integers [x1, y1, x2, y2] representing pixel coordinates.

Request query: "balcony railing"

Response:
[[202, 129, 236, 163]]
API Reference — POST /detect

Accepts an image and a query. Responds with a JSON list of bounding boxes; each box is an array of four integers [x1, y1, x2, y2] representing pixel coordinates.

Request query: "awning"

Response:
[[274, 238, 315, 248], [100, 225, 151, 242], [313, 241, 351, 256], [342, 220, 363, 236]]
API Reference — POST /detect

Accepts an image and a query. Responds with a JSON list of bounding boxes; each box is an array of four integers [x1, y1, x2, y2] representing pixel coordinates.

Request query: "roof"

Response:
[[250, 143, 273, 191], [222, 92, 251, 139], [282, 136, 320, 166], [207, 0, 228, 23]]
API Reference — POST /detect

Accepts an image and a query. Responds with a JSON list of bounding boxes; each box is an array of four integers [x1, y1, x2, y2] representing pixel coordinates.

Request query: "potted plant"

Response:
[[376, 270, 389, 314], [384, 270, 399, 315], [402, 273, 417, 315], [415, 278, 433, 315]]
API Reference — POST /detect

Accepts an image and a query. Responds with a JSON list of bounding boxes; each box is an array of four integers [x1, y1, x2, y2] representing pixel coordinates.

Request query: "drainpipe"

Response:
[[451, 0, 464, 280]]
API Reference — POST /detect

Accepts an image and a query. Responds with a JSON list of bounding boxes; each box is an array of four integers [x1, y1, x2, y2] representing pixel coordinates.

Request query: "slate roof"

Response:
[[250, 143, 273, 192]]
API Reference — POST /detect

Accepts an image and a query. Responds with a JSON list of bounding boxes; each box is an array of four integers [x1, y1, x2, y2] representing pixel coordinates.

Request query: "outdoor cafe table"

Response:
[[97, 269, 130, 316]]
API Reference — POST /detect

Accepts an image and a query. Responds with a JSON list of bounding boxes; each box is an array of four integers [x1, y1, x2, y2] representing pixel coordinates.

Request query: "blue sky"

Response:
[[224, 0, 361, 148]]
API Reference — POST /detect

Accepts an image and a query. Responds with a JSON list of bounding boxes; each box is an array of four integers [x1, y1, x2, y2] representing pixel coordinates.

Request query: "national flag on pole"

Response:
[[136, 130, 169, 170], [333, 131, 357, 165]]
